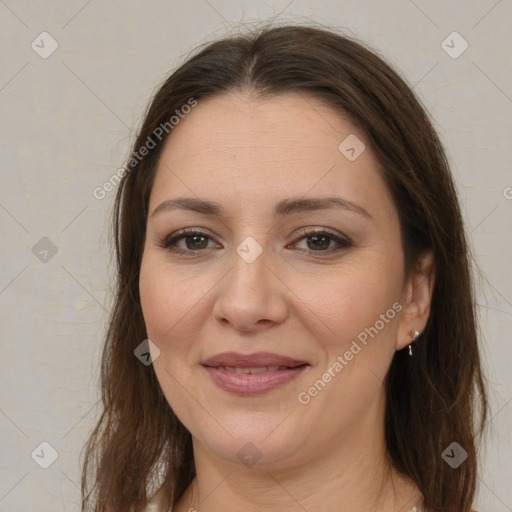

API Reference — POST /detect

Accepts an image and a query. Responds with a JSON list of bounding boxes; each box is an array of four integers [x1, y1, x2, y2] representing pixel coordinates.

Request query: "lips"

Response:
[[201, 352, 308, 369], [214, 366, 287, 373], [201, 352, 310, 395]]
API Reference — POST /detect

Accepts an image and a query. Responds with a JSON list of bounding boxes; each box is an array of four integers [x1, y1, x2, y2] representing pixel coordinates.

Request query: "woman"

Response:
[[81, 25, 488, 512]]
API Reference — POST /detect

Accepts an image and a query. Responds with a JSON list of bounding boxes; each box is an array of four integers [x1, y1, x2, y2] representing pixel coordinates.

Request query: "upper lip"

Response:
[[201, 352, 309, 368]]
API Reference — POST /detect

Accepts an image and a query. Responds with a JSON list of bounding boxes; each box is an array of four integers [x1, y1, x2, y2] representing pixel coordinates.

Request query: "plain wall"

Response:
[[0, 1, 511, 510]]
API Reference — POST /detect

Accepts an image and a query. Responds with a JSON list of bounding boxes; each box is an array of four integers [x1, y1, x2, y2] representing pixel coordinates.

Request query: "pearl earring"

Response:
[[408, 329, 420, 356]]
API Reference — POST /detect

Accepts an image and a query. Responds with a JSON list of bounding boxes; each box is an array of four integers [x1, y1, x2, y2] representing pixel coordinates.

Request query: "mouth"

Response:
[[210, 365, 303, 373], [201, 352, 310, 395]]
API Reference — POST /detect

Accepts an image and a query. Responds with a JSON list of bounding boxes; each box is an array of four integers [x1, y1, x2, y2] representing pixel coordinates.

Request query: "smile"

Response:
[[202, 364, 309, 395]]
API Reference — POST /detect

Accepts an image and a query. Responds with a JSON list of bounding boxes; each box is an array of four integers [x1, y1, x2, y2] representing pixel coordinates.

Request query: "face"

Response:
[[139, 91, 424, 470]]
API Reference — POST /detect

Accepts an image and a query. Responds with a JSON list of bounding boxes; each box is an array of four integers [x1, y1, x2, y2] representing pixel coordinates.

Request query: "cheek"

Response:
[[292, 260, 402, 424], [292, 255, 403, 348], [139, 257, 203, 343], [139, 267, 171, 342], [139, 257, 205, 429]]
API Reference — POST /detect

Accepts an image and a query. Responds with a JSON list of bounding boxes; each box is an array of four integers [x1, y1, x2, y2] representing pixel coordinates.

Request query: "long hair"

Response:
[[81, 24, 489, 512]]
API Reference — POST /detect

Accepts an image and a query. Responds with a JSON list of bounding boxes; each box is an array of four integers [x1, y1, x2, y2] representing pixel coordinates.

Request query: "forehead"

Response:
[[159, 90, 366, 162], [149, 91, 394, 222]]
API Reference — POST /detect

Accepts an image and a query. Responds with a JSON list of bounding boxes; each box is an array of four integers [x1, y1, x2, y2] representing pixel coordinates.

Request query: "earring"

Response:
[[408, 329, 420, 356]]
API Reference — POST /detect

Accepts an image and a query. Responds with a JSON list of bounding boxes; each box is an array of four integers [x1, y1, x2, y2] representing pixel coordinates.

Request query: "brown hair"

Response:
[[81, 24, 488, 512]]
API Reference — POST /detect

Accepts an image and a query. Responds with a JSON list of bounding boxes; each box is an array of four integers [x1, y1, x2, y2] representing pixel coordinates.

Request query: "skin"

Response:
[[139, 91, 435, 512]]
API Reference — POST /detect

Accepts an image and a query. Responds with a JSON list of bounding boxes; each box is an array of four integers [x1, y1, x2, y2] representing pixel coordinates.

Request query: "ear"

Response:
[[396, 250, 436, 351]]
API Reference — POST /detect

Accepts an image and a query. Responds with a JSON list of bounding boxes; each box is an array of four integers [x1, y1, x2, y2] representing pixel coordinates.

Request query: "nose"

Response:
[[212, 243, 288, 333]]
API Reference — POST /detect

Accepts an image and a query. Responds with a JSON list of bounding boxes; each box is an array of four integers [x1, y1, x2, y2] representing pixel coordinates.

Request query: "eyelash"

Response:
[[158, 227, 352, 257]]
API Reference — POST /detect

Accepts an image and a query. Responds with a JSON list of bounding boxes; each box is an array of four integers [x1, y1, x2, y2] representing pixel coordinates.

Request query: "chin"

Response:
[[190, 412, 311, 469]]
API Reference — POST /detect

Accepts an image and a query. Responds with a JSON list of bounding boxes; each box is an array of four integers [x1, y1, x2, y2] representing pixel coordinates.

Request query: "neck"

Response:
[[174, 390, 422, 512]]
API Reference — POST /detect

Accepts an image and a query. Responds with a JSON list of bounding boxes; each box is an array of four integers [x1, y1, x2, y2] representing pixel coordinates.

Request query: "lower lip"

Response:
[[203, 365, 308, 395]]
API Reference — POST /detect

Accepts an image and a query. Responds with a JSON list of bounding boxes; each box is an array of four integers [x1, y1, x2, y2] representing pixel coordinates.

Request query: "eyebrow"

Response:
[[151, 196, 372, 220]]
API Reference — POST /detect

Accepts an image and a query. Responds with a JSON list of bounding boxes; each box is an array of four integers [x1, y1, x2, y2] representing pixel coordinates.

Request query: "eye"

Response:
[[159, 228, 351, 256], [159, 228, 219, 254], [289, 229, 352, 255]]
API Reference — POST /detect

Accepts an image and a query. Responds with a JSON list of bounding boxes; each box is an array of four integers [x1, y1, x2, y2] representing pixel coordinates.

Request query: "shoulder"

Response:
[[144, 486, 174, 512], [143, 502, 161, 512], [143, 490, 164, 511]]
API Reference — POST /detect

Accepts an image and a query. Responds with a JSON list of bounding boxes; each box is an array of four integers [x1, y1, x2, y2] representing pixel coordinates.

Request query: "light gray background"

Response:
[[1, 1, 511, 511]]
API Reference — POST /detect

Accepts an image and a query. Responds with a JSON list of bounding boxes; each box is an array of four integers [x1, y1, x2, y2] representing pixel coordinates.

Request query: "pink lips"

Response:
[[201, 352, 310, 396]]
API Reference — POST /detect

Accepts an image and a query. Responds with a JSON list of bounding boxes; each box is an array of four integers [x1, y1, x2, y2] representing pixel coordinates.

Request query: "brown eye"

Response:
[[159, 228, 351, 257], [291, 230, 352, 255], [306, 234, 331, 251], [160, 229, 219, 254], [183, 234, 209, 250]]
